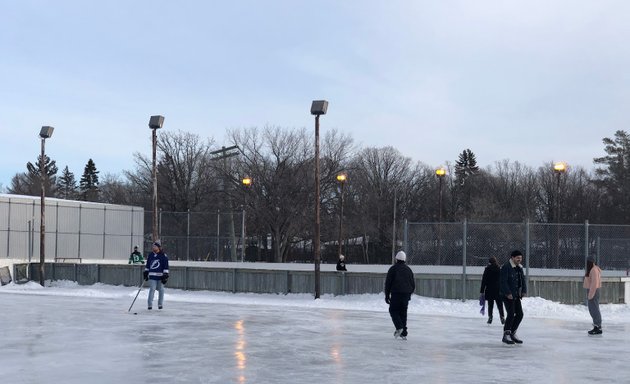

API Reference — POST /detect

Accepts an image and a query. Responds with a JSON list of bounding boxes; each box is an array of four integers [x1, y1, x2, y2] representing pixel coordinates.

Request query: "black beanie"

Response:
[[510, 250, 523, 257]]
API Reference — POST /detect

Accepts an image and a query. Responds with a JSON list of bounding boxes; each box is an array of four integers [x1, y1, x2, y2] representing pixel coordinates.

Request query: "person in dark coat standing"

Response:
[[385, 251, 415, 340], [143, 240, 169, 310], [480, 256, 505, 325], [336, 254, 347, 271], [500, 250, 527, 345]]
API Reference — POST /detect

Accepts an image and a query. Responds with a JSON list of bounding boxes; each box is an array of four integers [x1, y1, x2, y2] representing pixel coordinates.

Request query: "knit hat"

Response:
[[339, 255, 345, 260], [153, 240, 161, 248], [510, 250, 523, 258], [395, 251, 406, 261]]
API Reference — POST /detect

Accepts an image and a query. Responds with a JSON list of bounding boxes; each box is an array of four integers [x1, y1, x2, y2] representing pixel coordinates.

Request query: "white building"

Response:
[[0, 194, 144, 261]]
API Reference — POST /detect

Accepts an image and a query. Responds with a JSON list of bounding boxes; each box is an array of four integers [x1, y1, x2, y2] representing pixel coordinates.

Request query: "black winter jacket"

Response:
[[480, 263, 501, 301], [385, 261, 415, 297]]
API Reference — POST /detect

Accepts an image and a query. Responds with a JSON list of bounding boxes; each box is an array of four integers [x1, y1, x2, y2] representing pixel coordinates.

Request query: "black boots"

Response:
[[502, 331, 515, 345], [487, 317, 492, 324], [588, 326, 602, 335], [510, 333, 523, 344]]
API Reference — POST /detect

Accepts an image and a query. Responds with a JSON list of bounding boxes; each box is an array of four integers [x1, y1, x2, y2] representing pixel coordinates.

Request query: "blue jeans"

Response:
[[148, 279, 164, 308]]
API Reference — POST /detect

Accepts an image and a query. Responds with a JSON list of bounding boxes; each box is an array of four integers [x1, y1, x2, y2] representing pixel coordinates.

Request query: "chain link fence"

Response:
[[404, 220, 630, 271], [152, 209, 247, 262]]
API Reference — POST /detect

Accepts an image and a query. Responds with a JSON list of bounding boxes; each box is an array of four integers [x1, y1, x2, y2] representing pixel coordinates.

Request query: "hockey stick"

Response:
[[128, 278, 145, 313]]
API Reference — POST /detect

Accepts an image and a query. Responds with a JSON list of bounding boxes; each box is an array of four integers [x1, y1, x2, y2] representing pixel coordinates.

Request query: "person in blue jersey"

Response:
[[143, 240, 169, 310]]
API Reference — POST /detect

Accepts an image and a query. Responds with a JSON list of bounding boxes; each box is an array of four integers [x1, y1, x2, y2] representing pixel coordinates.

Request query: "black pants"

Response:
[[487, 298, 505, 318], [389, 293, 411, 332], [503, 297, 523, 334]]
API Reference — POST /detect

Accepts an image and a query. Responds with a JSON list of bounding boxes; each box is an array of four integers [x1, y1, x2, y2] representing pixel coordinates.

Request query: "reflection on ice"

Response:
[[234, 319, 247, 383]]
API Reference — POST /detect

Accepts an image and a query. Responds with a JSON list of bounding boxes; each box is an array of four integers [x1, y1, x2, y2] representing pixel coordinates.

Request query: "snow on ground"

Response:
[[2, 281, 630, 383]]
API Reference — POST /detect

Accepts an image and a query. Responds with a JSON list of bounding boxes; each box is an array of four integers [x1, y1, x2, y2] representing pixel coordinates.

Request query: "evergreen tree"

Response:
[[7, 154, 58, 196], [57, 166, 78, 200], [453, 149, 479, 218], [80, 159, 100, 201], [454, 149, 479, 185], [593, 130, 630, 223]]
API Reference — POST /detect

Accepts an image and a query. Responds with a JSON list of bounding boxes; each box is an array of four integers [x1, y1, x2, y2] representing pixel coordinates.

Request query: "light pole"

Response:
[[39, 126, 54, 286], [336, 173, 347, 259], [241, 176, 252, 262], [149, 115, 164, 244], [435, 166, 446, 265], [553, 161, 567, 268], [311, 100, 328, 299]]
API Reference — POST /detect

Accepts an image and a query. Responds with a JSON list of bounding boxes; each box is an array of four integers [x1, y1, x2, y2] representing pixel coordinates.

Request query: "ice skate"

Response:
[[510, 333, 523, 344], [394, 329, 403, 339], [487, 316, 492, 324], [502, 331, 515, 345], [588, 326, 602, 335]]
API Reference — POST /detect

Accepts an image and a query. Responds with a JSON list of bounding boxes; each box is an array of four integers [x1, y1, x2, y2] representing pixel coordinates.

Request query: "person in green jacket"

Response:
[[128, 246, 145, 264]]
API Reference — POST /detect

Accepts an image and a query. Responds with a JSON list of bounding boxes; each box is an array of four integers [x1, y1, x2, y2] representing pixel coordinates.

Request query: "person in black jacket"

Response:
[[480, 256, 505, 325], [336, 255, 347, 271], [384, 251, 415, 340], [500, 250, 527, 345]]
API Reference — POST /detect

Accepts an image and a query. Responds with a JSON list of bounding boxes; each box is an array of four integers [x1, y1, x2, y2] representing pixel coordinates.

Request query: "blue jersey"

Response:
[[144, 252, 169, 280]]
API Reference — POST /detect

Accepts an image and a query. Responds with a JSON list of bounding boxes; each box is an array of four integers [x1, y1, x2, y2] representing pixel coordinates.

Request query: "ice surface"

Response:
[[1, 281, 629, 383]]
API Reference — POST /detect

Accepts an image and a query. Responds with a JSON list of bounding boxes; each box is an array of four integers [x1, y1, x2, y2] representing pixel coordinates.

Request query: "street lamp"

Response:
[[311, 99, 328, 299], [435, 167, 446, 222], [241, 176, 253, 262], [39, 126, 54, 287], [149, 115, 164, 243], [553, 161, 567, 268], [435, 166, 446, 265], [336, 173, 347, 259]]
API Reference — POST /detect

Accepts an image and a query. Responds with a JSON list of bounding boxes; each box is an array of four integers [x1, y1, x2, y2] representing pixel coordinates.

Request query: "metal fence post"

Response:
[[6, 198, 11, 258], [525, 219, 530, 283], [77, 204, 82, 259], [130, 207, 134, 252], [187, 209, 190, 261], [403, 219, 408, 259], [55, 202, 59, 260], [584, 220, 590, 265], [216, 209, 220, 261], [102, 206, 107, 259], [462, 218, 467, 302]]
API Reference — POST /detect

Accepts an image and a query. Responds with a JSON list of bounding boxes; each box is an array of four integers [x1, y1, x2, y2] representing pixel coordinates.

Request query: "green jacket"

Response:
[[129, 251, 145, 264]]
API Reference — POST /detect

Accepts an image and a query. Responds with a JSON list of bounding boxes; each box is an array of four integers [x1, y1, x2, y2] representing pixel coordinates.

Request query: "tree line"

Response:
[[5, 128, 630, 263]]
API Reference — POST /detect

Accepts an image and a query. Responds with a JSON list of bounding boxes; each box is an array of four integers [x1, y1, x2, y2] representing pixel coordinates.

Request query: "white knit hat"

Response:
[[395, 251, 406, 261]]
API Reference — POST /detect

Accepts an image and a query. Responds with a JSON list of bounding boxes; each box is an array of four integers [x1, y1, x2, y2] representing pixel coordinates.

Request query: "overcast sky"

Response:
[[1, 1, 628, 189]]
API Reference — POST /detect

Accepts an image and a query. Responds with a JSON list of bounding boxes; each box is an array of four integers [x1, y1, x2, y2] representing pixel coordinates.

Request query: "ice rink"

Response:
[[2, 282, 630, 383]]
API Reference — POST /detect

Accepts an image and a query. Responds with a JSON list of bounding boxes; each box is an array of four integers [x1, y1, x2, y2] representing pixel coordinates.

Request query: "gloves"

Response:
[[161, 273, 169, 284], [478, 293, 485, 306], [143, 271, 148, 281], [385, 295, 390, 304]]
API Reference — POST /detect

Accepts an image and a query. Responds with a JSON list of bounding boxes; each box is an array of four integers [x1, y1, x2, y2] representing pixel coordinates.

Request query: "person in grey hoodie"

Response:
[[385, 251, 415, 340]]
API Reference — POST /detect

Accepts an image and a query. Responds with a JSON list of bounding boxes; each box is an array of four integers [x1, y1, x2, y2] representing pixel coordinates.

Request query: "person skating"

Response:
[[384, 251, 415, 340], [500, 250, 527, 345], [336, 255, 347, 271], [584, 256, 603, 335], [144, 241, 169, 310], [480, 256, 505, 325], [128, 245, 145, 265]]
